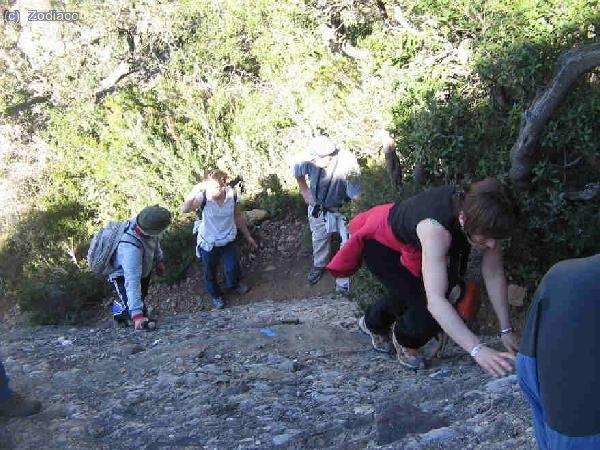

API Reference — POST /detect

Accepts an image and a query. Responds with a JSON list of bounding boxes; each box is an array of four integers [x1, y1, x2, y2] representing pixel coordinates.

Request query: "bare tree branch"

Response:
[[391, 5, 420, 34], [95, 61, 137, 102], [3, 95, 50, 116], [509, 42, 600, 190]]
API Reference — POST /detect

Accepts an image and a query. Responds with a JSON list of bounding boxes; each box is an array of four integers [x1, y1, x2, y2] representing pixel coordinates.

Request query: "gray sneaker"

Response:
[[430, 331, 449, 359], [357, 316, 390, 353], [0, 393, 41, 417], [307, 266, 326, 285], [335, 284, 351, 296], [391, 330, 425, 370]]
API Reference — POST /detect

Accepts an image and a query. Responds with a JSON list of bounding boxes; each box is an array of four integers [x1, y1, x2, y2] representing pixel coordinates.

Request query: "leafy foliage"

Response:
[[0, 0, 598, 322]]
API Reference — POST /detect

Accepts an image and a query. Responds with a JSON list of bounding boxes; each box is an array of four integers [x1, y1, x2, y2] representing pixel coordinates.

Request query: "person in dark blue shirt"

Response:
[[517, 254, 600, 449]]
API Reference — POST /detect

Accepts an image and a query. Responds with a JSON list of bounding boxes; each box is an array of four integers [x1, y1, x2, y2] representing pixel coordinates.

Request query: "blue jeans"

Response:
[[517, 354, 600, 449], [0, 359, 12, 401], [199, 241, 240, 299]]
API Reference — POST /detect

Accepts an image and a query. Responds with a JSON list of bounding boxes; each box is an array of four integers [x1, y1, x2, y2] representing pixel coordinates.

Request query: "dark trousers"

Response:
[[0, 358, 11, 401], [363, 240, 441, 349], [199, 241, 240, 298], [110, 275, 151, 320]]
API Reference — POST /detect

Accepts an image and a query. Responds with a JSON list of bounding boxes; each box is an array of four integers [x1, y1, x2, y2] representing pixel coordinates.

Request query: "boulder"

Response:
[[245, 209, 269, 227]]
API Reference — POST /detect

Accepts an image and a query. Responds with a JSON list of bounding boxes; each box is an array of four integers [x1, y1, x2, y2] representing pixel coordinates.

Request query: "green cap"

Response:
[[136, 205, 172, 236]]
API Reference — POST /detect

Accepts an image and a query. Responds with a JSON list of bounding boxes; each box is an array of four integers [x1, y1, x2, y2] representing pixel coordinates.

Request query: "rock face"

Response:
[[507, 284, 527, 307], [245, 209, 269, 227], [0, 296, 535, 449]]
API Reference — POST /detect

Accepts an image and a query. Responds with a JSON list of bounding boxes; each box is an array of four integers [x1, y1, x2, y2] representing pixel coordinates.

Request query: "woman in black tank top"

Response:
[[359, 178, 520, 377]]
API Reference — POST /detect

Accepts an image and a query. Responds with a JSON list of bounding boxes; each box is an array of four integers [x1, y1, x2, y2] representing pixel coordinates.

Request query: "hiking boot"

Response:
[[307, 266, 326, 285], [212, 297, 225, 310], [357, 316, 390, 353], [392, 331, 425, 370], [233, 282, 250, 295], [430, 331, 449, 359], [0, 393, 41, 417]]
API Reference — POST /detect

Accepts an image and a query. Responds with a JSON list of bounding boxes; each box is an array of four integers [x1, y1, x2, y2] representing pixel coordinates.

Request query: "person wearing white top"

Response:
[[181, 169, 258, 309]]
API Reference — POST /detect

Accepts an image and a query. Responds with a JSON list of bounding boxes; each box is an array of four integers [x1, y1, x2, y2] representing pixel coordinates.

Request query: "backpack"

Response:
[[195, 189, 238, 219], [87, 221, 129, 275], [196, 190, 207, 220]]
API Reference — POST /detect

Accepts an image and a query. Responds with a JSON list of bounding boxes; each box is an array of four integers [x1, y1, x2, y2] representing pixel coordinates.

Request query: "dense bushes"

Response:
[[387, 0, 599, 285], [0, 0, 597, 323]]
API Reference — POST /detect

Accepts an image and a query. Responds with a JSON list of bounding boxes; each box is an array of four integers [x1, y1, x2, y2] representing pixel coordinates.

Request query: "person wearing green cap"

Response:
[[107, 205, 172, 330]]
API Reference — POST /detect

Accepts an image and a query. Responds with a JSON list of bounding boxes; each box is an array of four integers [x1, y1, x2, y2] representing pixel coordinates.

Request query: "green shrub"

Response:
[[2, 0, 598, 324], [251, 174, 306, 219], [20, 265, 110, 325], [158, 218, 198, 286]]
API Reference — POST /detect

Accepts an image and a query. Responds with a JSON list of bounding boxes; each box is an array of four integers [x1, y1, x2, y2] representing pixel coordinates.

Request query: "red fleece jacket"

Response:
[[326, 203, 422, 278]]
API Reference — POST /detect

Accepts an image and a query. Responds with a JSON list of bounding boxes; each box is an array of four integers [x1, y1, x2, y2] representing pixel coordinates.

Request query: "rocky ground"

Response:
[[1, 295, 536, 449]]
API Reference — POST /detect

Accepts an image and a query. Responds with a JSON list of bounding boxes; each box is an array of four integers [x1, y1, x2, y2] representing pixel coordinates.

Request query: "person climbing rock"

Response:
[[327, 178, 519, 375], [293, 135, 361, 294], [181, 169, 258, 310]]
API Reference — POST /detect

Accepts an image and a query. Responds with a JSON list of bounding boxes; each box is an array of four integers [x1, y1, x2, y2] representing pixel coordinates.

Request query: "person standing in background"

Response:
[[294, 135, 361, 294], [181, 169, 258, 310]]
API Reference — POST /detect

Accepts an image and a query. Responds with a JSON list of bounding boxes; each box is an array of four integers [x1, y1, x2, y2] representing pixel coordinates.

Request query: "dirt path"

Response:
[[0, 218, 538, 449], [144, 217, 339, 319]]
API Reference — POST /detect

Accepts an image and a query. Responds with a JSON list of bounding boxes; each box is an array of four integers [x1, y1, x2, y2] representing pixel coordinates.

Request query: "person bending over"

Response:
[[108, 205, 172, 330], [328, 178, 519, 375]]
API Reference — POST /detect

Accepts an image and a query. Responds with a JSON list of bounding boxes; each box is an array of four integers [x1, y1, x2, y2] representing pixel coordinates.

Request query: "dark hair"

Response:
[[459, 178, 517, 239]]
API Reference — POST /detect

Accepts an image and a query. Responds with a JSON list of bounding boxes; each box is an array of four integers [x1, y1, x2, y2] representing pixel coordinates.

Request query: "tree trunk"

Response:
[[376, 130, 402, 191], [509, 42, 600, 190]]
